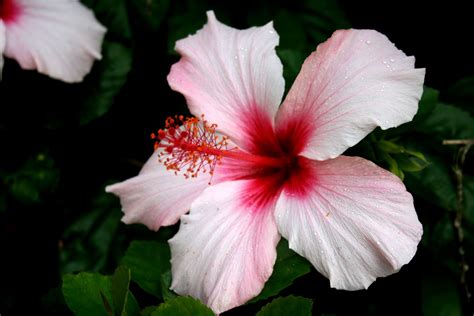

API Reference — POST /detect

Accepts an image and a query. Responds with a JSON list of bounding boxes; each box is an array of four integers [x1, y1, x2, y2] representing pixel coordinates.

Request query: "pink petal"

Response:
[[3, 0, 106, 83], [169, 180, 280, 314], [105, 150, 211, 231], [167, 11, 284, 153], [275, 156, 422, 290], [276, 29, 425, 160]]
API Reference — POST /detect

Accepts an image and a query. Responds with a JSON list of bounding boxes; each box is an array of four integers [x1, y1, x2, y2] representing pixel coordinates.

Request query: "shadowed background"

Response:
[[0, 0, 473, 315]]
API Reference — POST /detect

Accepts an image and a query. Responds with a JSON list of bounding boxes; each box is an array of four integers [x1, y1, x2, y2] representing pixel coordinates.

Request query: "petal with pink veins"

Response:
[[275, 156, 422, 290], [169, 180, 280, 314], [168, 11, 284, 154], [276, 29, 425, 159], [105, 150, 211, 231], [3, 0, 106, 83]]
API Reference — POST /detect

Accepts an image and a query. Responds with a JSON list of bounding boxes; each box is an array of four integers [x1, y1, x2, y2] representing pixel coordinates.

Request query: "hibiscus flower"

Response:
[[106, 11, 425, 314], [0, 0, 106, 82]]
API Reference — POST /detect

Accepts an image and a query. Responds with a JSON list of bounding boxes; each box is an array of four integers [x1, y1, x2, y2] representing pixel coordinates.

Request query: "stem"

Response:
[[443, 139, 473, 314]]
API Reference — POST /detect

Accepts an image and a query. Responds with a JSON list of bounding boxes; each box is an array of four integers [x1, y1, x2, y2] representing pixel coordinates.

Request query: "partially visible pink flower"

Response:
[[107, 11, 425, 314], [0, 0, 106, 82]]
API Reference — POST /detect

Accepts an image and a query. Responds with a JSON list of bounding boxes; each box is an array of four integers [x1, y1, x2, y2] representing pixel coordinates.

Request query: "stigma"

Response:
[[152, 115, 289, 181]]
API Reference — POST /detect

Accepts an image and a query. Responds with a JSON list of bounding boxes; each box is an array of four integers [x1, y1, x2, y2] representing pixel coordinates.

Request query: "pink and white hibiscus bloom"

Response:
[[106, 11, 425, 314], [0, 0, 106, 82]]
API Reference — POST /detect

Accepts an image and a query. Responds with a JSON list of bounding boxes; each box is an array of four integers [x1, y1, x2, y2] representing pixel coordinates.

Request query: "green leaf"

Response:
[[150, 296, 213, 316], [3, 151, 59, 205], [256, 296, 313, 316], [124, 293, 141, 316], [464, 175, 474, 225], [444, 75, 474, 115], [79, 41, 132, 125], [273, 11, 307, 51], [60, 191, 122, 273], [405, 154, 456, 211], [418, 103, 474, 139], [301, 0, 350, 45], [160, 271, 177, 302], [62, 272, 114, 316], [141, 306, 158, 316], [82, 0, 131, 41], [128, 0, 170, 32], [112, 266, 130, 316], [277, 49, 305, 89], [395, 154, 429, 172], [121, 241, 171, 298], [167, 11, 206, 55], [380, 152, 404, 180], [249, 239, 311, 303], [415, 86, 439, 122], [111, 266, 139, 316], [376, 140, 405, 154], [421, 269, 462, 316]]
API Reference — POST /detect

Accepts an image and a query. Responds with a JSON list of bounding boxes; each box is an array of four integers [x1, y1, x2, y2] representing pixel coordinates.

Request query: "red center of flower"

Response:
[[153, 114, 314, 207], [152, 115, 293, 180], [0, 0, 20, 22]]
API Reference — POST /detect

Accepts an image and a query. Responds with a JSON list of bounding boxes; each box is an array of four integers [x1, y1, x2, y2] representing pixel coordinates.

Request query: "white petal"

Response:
[[169, 180, 280, 314], [275, 156, 422, 290], [168, 11, 285, 152], [276, 29, 425, 160], [3, 0, 106, 82], [105, 150, 210, 231]]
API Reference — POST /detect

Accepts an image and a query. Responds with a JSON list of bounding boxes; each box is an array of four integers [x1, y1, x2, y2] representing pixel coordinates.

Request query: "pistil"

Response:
[[152, 115, 288, 179]]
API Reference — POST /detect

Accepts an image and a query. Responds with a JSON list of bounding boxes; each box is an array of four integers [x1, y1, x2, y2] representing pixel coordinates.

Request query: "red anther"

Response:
[[154, 142, 159, 151], [153, 114, 228, 181], [158, 129, 166, 139], [151, 133, 156, 139]]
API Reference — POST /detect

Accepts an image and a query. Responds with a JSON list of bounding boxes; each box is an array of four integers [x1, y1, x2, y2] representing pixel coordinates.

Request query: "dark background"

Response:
[[1, 0, 473, 315]]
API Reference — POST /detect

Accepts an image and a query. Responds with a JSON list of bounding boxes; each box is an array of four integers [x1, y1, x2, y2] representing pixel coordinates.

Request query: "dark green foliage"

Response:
[[149, 296, 214, 316], [256, 296, 313, 316], [121, 241, 171, 299], [249, 239, 311, 303], [1, 0, 473, 315]]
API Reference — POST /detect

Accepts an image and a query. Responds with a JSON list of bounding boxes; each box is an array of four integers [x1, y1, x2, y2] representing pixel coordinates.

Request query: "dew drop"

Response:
[[390, 58, 395, 63], [365, 40, 371, 45]]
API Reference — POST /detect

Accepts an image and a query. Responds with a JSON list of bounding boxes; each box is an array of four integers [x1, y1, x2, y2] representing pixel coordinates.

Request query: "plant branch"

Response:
[[443, 139, 473, 314]]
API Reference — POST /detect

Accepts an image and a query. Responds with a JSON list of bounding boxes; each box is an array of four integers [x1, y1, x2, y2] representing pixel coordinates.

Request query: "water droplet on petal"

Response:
[[365, 40, 371, 45], [390, 58, 395, 63]]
